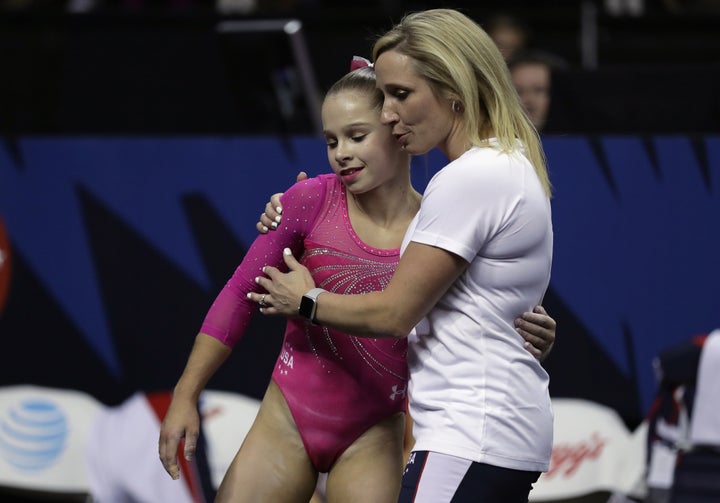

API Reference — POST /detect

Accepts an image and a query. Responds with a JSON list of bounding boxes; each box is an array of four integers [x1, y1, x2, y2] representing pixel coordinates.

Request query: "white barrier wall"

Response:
[[0, 385, 262, 501], [530, 399, 647, 501], [1, 385, 648, 502], [0, 385, 104, 493]]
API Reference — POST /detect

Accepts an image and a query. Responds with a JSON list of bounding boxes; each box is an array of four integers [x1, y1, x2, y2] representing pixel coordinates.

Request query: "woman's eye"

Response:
[[395, 89, 409, 100], [326, 140, 337, 148], [351, 134, 367, 143]]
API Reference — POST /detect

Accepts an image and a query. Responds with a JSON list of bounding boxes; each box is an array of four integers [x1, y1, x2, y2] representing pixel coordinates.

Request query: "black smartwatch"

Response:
[[298, 288, 327, 325]]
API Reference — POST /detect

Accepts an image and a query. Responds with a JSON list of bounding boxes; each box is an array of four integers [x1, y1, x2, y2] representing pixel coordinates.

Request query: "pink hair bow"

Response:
[[350, 56, 373, 72]]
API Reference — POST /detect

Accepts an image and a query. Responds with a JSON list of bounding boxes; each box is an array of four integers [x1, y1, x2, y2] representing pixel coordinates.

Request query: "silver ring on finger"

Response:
[[259, 294, 267, 307]]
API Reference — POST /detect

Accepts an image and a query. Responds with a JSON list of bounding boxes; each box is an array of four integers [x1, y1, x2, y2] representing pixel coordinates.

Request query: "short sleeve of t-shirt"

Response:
[[410, 148, 532, 262]]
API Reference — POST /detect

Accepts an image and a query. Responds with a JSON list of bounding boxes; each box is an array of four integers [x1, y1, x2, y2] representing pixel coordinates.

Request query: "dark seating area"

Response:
[[1, 1, 719, 134]]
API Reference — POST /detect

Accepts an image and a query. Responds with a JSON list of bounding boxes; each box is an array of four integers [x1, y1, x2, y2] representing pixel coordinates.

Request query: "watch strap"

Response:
[[304, 287, 327, 301]]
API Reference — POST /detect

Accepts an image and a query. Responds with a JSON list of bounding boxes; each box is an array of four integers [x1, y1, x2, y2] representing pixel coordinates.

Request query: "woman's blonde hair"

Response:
[[372, 8, 551, 196]]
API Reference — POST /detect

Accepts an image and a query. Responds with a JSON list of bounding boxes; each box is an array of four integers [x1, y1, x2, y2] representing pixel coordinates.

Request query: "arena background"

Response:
[[0, 1, 719, 501]]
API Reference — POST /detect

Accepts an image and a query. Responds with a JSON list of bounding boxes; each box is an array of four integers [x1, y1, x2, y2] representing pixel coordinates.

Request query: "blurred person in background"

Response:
[[508, 50, 567, 133], [484, 13, 529, 62], [509, 51, 552, 132], [661, 0, 720, 13]]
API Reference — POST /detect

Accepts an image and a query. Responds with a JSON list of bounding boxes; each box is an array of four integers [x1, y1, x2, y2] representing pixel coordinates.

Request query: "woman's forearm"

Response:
[[314, 290, 413, 339]]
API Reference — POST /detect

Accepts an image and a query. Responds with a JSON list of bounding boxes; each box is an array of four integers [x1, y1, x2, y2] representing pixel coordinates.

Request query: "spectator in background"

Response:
[[509, 51, 552, 132], [605, 0, 645, 16], [484, 13, 529, 62], [484, 12, 569, 65], [645, 329, 720, 503], [508, 50, 567, 133], [485, 13, 569, 133], [1, 0, 68, 11], [661, 0, 720, 13], [510, 49, 571, 133]]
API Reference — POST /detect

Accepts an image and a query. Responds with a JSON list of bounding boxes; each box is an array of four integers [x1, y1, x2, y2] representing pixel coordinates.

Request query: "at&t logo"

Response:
[[0, 398, 68, 471]]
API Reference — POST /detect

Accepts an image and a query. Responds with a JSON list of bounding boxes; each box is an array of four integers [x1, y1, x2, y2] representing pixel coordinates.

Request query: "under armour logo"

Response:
[[403, 452, 416, 475], [389, 384, 407, 400]]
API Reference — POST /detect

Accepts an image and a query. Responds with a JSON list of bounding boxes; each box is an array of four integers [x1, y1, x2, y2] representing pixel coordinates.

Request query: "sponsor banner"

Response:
[[84, 389, 261, 500], [531, 399, 647, 501], [0, 385, 104, 492], [4, 386, 651, 500], [200, 390, 261, 489], [0, 386, 261, 497], [85, 392, 200, 503]]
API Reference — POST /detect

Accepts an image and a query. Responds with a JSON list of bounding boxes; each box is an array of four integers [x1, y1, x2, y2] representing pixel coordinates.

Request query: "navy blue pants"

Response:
[[399, 450, 541, 503]]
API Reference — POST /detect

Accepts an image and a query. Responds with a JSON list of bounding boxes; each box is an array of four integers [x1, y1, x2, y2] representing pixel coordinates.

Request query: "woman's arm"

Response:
[[257, 249, 556, 355], [256, 242, 467, 338], [257, 171, 307, 233], [516, 305, 556, 361], [255, 174, 556, 355]]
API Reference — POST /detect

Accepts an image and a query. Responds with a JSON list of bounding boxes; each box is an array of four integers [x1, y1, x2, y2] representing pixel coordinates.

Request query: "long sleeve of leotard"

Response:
[[199, 176, 327, 347]]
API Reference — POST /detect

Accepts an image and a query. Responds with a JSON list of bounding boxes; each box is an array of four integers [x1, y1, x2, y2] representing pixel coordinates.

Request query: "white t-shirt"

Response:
[[403, 143, 553, 472]]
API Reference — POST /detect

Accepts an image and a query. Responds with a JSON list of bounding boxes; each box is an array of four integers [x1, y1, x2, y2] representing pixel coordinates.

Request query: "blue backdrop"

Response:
[[1, 135, 718, 426]]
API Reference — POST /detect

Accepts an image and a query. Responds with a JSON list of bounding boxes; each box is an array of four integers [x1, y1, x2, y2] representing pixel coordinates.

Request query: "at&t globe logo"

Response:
[[0, 398, 68, 471]]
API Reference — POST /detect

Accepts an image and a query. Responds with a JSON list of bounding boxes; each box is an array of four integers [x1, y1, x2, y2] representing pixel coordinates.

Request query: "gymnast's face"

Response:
[[322, 89, 409, 195]]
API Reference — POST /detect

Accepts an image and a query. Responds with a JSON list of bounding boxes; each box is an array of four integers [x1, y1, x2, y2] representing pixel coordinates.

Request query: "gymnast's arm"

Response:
[[159, 177, 322, 480]]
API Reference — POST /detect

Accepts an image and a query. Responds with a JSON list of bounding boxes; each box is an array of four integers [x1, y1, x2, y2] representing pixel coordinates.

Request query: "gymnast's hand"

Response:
[[249, 248, 316, 317], [515, 305, 556, 361], [256, 171, 308, 234], [158, 395, 200, 481]]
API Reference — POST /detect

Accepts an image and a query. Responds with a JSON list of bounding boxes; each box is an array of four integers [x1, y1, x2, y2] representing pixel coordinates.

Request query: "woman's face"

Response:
[[375, 50, 459, 158], [322, 89, 409, 195]]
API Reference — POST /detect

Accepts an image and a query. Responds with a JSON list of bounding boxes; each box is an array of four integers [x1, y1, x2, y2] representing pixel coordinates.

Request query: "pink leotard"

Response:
[[200, 174, 408, 472]]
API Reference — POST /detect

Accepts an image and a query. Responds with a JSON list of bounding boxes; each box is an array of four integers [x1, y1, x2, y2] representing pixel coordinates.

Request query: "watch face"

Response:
[[299, 295, 315, 319]]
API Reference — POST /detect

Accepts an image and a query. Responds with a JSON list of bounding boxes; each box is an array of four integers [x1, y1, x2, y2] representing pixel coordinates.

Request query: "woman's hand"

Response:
[[248, 248, 316, 317], [515, 305, 556, 361], [256, 171, 307, 234], [256, 193, 284, 234]]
